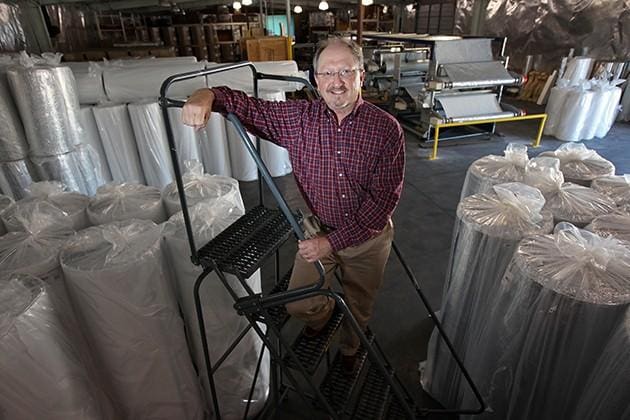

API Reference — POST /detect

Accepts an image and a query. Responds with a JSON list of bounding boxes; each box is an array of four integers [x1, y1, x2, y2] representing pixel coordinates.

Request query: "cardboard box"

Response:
[[245, 37, 288, 61]]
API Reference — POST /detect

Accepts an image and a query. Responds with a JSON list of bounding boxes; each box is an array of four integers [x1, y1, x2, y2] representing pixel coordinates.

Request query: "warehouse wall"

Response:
[[454, 0, 630, 71]]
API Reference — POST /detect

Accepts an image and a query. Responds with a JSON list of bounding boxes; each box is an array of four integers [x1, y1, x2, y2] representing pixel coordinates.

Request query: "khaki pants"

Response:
[[285, 215, 394, 356]]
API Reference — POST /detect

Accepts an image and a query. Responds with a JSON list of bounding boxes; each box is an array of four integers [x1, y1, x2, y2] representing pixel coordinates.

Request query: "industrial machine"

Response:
[[362, 33, 525, 145]]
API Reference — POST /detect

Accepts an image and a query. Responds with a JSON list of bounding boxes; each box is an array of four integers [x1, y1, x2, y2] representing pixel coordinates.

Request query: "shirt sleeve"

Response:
[[326, 122, 405, 251], [211, 86, 304, 148]]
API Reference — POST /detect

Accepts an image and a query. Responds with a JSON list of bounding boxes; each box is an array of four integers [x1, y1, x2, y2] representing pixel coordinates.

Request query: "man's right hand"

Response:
[[182, 88, 215, 130]]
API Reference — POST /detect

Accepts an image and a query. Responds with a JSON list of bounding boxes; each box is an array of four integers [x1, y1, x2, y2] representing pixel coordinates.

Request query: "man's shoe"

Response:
[[341, 353, 359, 374]]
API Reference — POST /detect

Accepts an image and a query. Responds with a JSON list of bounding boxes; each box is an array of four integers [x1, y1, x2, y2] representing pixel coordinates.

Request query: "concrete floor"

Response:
[[236, 105, 630, 419]]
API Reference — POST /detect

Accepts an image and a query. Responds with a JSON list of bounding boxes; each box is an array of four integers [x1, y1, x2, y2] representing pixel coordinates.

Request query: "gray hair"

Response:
[[313, 36, 363, 72]]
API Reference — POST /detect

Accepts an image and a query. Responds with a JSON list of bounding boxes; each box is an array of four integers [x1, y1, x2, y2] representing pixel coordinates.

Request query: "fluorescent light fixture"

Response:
[[242, 0, 252, 5], [233, 1, 242, 9], [362, 0, 373, 5], [294, 5, 303, 13], [318, 1, 329, 10], [382, 5, 388, 13]]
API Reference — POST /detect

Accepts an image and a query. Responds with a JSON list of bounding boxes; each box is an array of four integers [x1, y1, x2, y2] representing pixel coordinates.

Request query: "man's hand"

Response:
[[182, 88, 215, 130], [298, 236, 333, 263]]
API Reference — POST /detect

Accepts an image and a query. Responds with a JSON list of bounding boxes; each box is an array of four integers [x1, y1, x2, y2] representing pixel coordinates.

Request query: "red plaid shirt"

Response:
[[212, 87, 405, 251]]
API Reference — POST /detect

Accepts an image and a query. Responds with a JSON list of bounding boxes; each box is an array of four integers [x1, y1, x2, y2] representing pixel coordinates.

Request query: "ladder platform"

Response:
[[197, 205, 300, 278], [285, 305, 344, 375], [320, 331, 374, 413], [352, 364, 394, 420]]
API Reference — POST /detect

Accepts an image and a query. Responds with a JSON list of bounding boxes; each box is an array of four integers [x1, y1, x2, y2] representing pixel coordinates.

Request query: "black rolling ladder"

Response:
[[159, 62, 485, 420]]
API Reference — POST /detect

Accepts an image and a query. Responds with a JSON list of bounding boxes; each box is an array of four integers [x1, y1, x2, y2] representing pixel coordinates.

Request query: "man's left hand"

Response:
[[298, 236, 333, 263]]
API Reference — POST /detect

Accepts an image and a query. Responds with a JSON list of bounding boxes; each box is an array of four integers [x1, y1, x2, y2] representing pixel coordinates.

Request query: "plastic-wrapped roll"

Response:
[[74, 143, 105, 196], [573, 310, 630, 419], [79, 107, 112, 183], [258, 90, 292, 177], [554, 87, 595, 142], [226, 118, 258, 181], [423, 183, 553, 408], [201, 112, 232, 177], [87, 183, 166, 225], [591, 175, 630, 207], [595, 86, 623, 138], [162, 161, 244, 216], [30, 151, 88, 195], [163, 203, 269, 419], [166, 106, 203, 170], [206, 60, 305, 92], [582, 85, 614, 140], [66, 62, 106, 105], [7, 65, 83, 157], [460, 224, 630, 420], [539, 143, 615, 186], [92, 104, 145, 184], [0, 274, 117, 420], [102, 62, 206, 103], [0, 159, 36, 200], [0, 194, 14, 235], [127, 101, 175, 189], [2, 182, 89, 233], [586, 213, 630, 242], [545, 183, 616, 227], [0, 65, 29, 160], [59, 220, 204, 420], [619, 81, 630, 122], [543, 85, 570, 136], [460, 143, 528, 199]]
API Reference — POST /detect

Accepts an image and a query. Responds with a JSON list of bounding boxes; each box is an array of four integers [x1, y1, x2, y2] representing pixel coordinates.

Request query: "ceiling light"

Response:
[[242, 0, 252, 5], [406, 4, 414, 12], [382, 5, 388, 13], [233, 1, 242, 10], [362, 0, 373, 5], [293, 5, 303, 13], [318, 1, 329, 10]]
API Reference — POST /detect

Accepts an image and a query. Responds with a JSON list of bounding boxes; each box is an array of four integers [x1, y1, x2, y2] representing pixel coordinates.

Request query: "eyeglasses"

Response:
[[315, 68, 361, 80]]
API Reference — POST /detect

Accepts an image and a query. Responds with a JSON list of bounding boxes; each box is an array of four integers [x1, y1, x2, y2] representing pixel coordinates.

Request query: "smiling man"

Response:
[[182, 36, 405, 373]]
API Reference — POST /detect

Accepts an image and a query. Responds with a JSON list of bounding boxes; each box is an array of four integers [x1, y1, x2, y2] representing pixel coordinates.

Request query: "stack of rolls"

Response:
[[87, 183, 166, 225]]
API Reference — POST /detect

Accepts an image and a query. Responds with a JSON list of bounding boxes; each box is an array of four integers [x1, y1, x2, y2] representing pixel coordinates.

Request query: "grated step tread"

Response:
[[265, 269, 293, 327], [352, 364, 392, 420]]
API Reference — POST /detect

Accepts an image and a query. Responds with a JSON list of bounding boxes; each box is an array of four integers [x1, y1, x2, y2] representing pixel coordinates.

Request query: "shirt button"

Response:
[[341, 194, 346, 198], [337, 151, 341, 155], [344, 213, 349, 217], [337, 128, 341, 132], [338, 173, 343, 177]]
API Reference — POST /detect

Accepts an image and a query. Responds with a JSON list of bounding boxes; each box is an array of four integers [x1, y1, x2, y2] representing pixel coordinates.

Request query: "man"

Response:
[[182, 36, 405, 372]]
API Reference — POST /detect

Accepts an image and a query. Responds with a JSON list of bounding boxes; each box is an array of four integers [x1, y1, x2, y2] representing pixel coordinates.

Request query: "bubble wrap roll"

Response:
[[591, 175, 630, 207], [201, 112, 232, 177], [554, 88, 595, 142], [0, 66, 28, 160], [166, 106, 203, 170], [2, 191, 89, 233], [127, 101, 175, 189], [66, 62, 107, 105], [586, 213, 630, 242], [595, 86, 623, 138], [0, 274, 117, 420], [0, 159, 36, 200], [87, 183, 166, 225], [259, 91, 292, 177], [163, 203, 269, 419], [545, 183, 616, 227], [581, 87, 614, 140], [206, 60, 304, 92], [226, 119, 258, 182], [74, 143, 106, 196], [539, 143, 615, 186], [79, 107, 112, 183], [92, 104, 145, 184], [59, 220, 204, 420], [460, 225, 630, 420], [0, 194, 14, 236], [30, 151, 88, 195], [543, 86, 570, 136], [7, 65, 83, 156]]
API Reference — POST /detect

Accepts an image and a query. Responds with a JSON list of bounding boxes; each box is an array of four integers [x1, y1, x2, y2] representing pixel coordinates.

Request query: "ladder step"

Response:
[[320, 332, 373, 413], [197, 206, 300, 278], [285, 305, 344, 374], [352, 364, 393, 420], [385, 396, 418, 420], [265, 269, 292, 327]]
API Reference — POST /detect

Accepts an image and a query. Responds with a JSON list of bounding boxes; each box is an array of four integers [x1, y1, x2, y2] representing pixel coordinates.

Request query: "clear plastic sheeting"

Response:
[[74, 143, 106, 196], [460, 143, 528, 199], [66, 62, 107, 105], [163, 203, 269, 419], [87, 183, 166, 225], [543, 81, 571, 136], [79, 107, 112, 183], [432, 38, 493, 65], [441, 62, 515, 87], [166, 106, 203, 170], [522, 156, 565, 196], [0, 59, 28, 161], [30, 150, 89, 195], [0, 3, 26, 52], [591, 175, 630, 207], [553, 87, 594, 142], [586, 213, 630, 242], [573, 310, 630, 419], [423, 183, 553, 409], [0, 158, 35, 200], [545, 183, 616, 227], [226, 119, 258, 182], [0, 274, 116, 420], [460, 224, 630, 420], [60, 220, 204, 420], [259, 90, 293, 177], [437, 93, 503, 119], [539, 143, 615, 186], [206, 60, 306, 92], [127, 101, 175, 189], [201, 112, 232, 177], [0, 193, 13, 235], [1, 181, 89, 233], [102, 62, 206, 103], [7, 63, 83, 157], [92, 104, 145, 185], [161, 161, 244, 217], [563, 57, 594, 86]]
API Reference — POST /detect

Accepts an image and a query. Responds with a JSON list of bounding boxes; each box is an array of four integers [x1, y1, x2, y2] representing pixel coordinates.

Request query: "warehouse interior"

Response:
[[0, 0, 629, 419]]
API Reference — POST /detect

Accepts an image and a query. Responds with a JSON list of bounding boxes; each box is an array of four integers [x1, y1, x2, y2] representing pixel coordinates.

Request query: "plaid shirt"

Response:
[[212, 87, 405, 251]]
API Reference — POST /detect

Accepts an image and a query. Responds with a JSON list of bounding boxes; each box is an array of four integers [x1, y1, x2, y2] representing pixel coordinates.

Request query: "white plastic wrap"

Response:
[[206, 60, 305, 92], [92, 104, 145, 184], [79, 107, 113, 183], [166, 106, 203, 170], [545, 183, 616, 227], [0, 274, 116, 420], [201, 112, 232, 177], [127, 101, 175, 189], [586, 213, 630, 242], [539, 143, 615, 186], [59, 220, 204, 420], [1, 181, 89, 233], [423, 183, 554, 408], [87, 183, 166, 225], [591, 175, 630, 207], [259, 90, 292, 177], [0, 60, 29, 161], [619, 80, 630, 122], [30, 150, 89, 195], [460, 224, 630, 419], [163, 203, 269, 419], [0, 193, 13, 235], [594, 85, 623, 138], [563, 57, 594, 86], [66, 62, 107, 105], [0, 158, 35, 200], [554, 87, 595, 142], [226, 119, 258, 182], [460, 143, 528, 199], [74, 143, 106, 196], [161, 161, 244, 217], [103, 62, 206, 103], [543, 81, 570, 136]]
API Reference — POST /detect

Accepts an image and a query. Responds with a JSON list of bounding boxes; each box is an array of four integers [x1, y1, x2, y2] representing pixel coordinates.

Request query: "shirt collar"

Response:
[[321, 96, 366, 123]]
